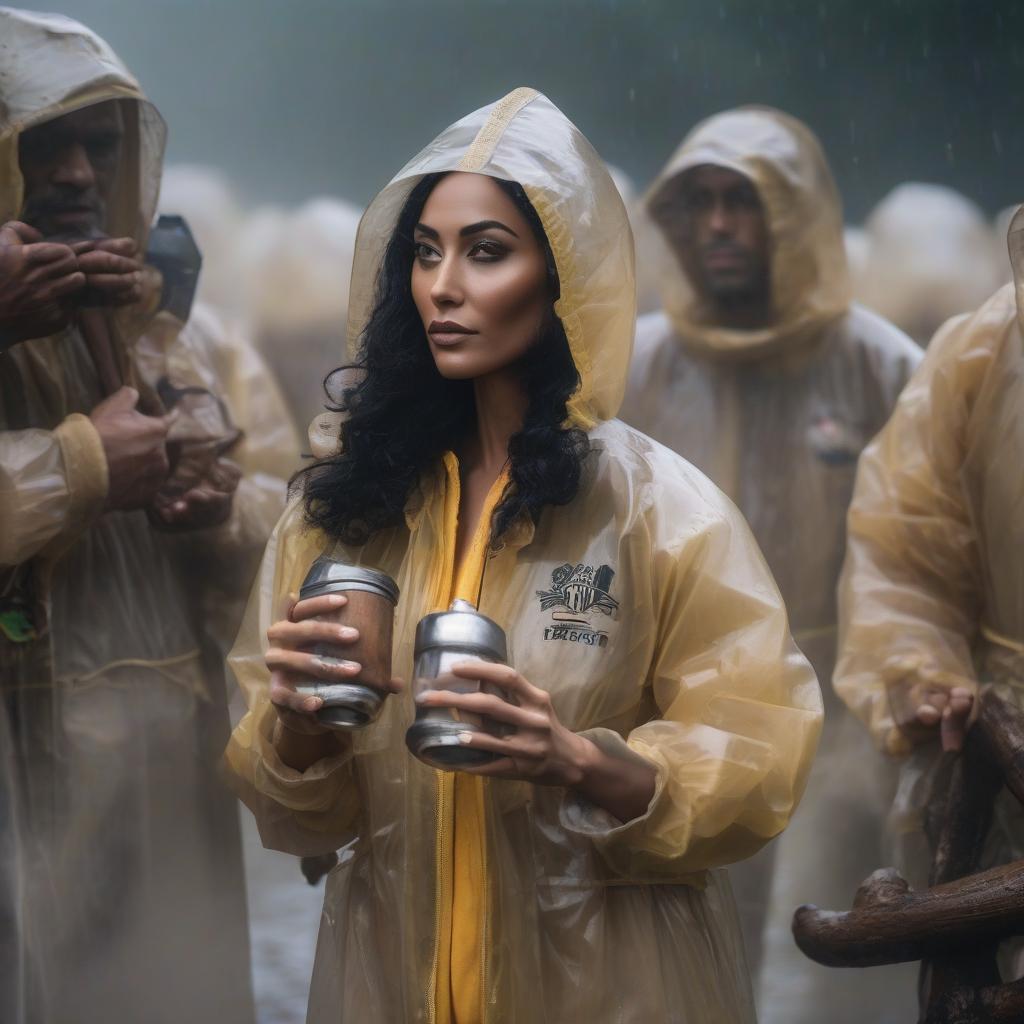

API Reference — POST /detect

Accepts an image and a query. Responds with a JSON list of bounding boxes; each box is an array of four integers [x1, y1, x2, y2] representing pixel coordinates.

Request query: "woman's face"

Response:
[[411, 172, 550, 380]]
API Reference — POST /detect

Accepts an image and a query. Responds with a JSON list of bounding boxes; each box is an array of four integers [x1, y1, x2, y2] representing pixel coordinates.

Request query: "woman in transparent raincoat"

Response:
[[227, 88, 822, 1024], [835, 207, 1024, 902]]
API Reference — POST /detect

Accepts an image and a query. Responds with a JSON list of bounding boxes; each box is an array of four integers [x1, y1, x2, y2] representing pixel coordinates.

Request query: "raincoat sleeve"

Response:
[[563, 484, 823, 878], [833, 309, 990, 755], [0, 415, 107, 566], [223, 500, 361, 857]]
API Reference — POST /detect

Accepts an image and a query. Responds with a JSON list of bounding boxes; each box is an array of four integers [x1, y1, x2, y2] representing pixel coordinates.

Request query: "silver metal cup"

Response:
[[296, 558, 399, 730], [406, 599, 510, 769]]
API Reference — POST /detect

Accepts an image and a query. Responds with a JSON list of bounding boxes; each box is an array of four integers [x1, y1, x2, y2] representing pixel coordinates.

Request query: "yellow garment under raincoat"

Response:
[[618, 107, 922, 1021], [227, 88, 822, 1024], [0, 9, 296, 1022], [835, 207, 1024, 884]]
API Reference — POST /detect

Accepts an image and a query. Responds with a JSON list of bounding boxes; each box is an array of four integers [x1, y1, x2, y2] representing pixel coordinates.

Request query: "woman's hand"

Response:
[[416, 660, 594, 787], [265, 592, 402, 769], [890, 680, 976, 753], [417, 661, 657, 823]]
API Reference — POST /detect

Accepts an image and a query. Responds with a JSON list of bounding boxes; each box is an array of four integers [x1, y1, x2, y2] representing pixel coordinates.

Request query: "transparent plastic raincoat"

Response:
[[227, 88, 822, 1024], [0, 698, 27, 1024], [835, 207, 1024, 885], [0, 9, 293, 1022], [619, 108, 922, 1021]]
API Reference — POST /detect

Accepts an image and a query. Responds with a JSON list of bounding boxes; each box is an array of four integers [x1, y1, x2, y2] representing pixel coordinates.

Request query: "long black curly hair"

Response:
[[300, 172, 590, 546]]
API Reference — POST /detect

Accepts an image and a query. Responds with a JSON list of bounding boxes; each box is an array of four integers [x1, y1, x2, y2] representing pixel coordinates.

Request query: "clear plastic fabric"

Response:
[[227, 89, 822, 1023], [835, 205, 1024, 963], [0, 10, 297, 1021], [836, 206, 1024, 753], [618, 107, 923, 1021]]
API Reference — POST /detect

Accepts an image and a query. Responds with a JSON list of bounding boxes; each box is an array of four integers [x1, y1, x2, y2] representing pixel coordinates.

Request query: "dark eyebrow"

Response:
[[459, 220, 518, 239], [415, 219, 520, 241]]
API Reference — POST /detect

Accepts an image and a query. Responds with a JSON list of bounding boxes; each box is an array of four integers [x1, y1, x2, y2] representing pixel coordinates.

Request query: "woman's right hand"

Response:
[[267, 592, 362, 735], [266, 592, 402, 736]]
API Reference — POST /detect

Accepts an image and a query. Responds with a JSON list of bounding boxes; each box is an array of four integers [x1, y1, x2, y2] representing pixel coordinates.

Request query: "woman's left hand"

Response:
[[415, 660, 594, 786]]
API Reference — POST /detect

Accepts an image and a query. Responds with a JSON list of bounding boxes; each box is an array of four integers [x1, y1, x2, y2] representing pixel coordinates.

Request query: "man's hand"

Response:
[[890, 679, 976, 753], [89, 386, 171, 510], [0, 221, 84, 348], [72, 237, 143, 307], [149, 457, 242, 531]]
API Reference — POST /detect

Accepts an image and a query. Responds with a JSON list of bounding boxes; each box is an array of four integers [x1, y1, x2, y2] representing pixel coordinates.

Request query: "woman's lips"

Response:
[[428, 321, 478, 346]]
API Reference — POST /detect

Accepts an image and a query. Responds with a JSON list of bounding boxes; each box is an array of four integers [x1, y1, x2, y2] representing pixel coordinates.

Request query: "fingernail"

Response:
[[316, 656, 358, 671], [329, 594, 346, 606], [414, 693, 431, 705], [338, 626, 358, 641], [458, 732, 474, 744], [304, 697, 323, 711]]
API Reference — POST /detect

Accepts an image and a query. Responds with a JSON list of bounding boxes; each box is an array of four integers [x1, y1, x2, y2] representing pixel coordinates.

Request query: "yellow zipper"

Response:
[[478, 775, 492, 1024], [430, 453, 508, 1024], [428, 455, 461, 1024], [430, 771, 455, 1024]]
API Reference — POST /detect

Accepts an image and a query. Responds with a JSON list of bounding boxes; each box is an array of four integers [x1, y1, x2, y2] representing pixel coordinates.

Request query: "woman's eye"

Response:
[[469, 239, 507, 261], [414, 242, 439, 262]]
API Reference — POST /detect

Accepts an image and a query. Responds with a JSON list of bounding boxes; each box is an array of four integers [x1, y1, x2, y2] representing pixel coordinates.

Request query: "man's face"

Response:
[[18, 100, 124, 240], [654, 164, 771, 306]]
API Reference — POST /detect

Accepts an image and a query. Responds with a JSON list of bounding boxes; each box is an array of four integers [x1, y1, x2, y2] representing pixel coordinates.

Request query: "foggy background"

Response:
[[15, 0, 1024, 219]]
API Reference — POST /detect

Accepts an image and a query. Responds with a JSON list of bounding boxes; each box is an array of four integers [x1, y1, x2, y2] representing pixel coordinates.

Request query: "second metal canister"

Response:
[[295, 557, 399, 730], [406, 599, 510, 770]]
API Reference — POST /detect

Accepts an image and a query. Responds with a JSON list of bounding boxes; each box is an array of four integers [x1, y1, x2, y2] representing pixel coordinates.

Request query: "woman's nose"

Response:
[[430, 256, 464, 307]]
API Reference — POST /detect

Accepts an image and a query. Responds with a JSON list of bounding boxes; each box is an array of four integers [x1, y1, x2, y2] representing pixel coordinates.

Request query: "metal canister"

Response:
[[295, 557, 399, 730], [406, 599, 510, 770]]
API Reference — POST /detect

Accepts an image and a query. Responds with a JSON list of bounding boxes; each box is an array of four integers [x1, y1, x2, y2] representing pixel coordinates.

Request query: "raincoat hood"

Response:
[[0, 7, 166, 250], [346, 87, 636, 427], [646, 106, 850, 359]]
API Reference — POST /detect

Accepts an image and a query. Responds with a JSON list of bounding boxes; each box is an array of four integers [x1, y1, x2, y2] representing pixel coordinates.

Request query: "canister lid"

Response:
[[414, 600, 507, 662], [300, 556, 400, 604]]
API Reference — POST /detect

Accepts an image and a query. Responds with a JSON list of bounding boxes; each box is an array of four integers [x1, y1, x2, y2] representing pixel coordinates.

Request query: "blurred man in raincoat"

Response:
[[835, 207, 1024, 941], [0, 9, 295, 1022], [620, 106, 922, 1022]]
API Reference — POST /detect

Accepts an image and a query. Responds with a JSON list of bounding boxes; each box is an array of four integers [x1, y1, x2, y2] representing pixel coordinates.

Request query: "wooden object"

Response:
[[792, 688, 1024, 1021]]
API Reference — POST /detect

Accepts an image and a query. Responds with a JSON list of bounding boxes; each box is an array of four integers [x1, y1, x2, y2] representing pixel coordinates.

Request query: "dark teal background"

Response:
[[16, 0, 1023, 218]]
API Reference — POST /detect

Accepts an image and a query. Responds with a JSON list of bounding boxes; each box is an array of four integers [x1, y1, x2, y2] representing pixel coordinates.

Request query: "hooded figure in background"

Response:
[[0, 9, 292, 1021], [620, 107, 922, 1022], [236, 197, 362, 437], [227, 88, 822, 1023], [835, 208, 1024, 933], [855, 182, 1003, 346], [158, 163, 245, 314]]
